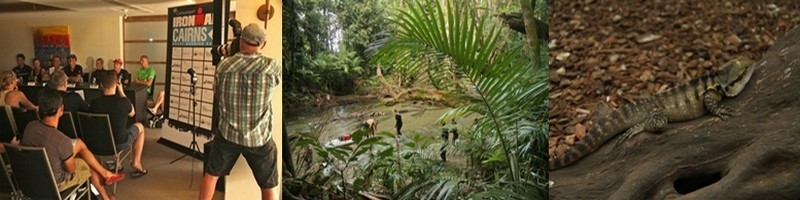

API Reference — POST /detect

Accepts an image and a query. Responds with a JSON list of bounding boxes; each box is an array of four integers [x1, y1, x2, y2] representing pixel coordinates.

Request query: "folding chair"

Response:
[[57, 112, 80, 139], [3, 143, 91, 200], [0, 106, 16, 142], [0, 153, 19, 199], [10, 107, 38, 138], [76, 112, 130, 193]]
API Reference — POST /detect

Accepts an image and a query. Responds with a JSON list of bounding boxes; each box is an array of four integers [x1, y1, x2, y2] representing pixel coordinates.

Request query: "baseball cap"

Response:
[[113, 58, 123, 64], [241, 23, 266, 46]]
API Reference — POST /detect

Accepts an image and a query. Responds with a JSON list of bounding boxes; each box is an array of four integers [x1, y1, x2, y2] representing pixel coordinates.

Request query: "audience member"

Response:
[[63, 54, 83, 83], [0, 70, 37, 110], [20, 89, 124, 200], [49, 71, 89, 122], [90, 72, 147, 178], [29, 58, 50, 83], [200, 23, 280, 200], [12, 53, 32, 83], [89, 58, 106, 84]]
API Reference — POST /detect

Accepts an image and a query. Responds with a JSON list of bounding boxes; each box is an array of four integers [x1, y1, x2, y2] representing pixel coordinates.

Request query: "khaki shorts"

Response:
[[57, 158, 91, 191]]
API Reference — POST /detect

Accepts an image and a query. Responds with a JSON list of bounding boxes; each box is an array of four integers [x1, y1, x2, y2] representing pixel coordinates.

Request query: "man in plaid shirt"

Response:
[[199, 23, 281, 200]]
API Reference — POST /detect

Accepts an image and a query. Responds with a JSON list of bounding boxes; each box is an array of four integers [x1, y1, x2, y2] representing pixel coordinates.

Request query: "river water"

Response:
[[286, 101, 468, 143]]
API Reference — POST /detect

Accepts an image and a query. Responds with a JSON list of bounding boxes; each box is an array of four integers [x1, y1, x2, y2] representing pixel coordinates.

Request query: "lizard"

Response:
[[550, 58, 756, 170]]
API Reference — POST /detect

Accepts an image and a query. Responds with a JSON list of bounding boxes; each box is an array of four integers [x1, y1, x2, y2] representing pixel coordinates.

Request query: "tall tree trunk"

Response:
[[520, 0, 540, 69]]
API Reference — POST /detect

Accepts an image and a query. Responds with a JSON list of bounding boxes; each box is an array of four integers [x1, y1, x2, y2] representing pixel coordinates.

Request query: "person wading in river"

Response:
[[394, 108, 403, 137], [440, 122, 449, 162], [362, 118, 377, 137]]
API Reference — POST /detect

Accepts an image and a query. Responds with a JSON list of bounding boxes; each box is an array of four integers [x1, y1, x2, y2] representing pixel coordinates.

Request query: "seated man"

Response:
[[89, 58, 106, 84], [90, 73, 147, 178], [49, 71, 89, 133], [130, 55, 165, 116], [63, 54, 83, 83], [111, 59, 131, 86], [12, 53, 32, 83], [20, 89, 124, 200]]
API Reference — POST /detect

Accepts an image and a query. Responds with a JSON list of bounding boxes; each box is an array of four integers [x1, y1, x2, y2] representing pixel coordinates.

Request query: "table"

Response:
[[19, 83, 149, 123]]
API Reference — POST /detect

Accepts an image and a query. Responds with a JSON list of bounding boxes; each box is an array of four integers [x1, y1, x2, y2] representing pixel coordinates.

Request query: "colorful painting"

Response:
[[33, 26, 71, 68]]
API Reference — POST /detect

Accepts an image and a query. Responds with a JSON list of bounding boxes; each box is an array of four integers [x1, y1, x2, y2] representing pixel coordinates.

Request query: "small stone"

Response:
[[612, 15, 622, 22], [559, 79, 572, 87], [636, 34, 662, 43], [565, 135, 576, 145], [556, 52, 572, 61], [556, 67, 567, 75], [639, 70, 654, 82], [725, 34, 742, 45], [609, 54, 620, 63]]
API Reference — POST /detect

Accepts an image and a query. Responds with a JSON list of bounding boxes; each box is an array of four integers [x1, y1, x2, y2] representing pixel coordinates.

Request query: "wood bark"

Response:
[[549, 26, 800, 200], [519, 0, 541, 69]]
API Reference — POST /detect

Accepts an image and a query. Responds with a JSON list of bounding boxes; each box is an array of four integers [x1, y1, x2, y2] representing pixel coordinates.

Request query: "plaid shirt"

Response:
[[215, 53, 280, 147]]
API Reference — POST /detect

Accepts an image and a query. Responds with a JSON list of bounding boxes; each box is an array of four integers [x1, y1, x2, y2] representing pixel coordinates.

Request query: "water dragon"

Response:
[[550, 58, 757, 170]]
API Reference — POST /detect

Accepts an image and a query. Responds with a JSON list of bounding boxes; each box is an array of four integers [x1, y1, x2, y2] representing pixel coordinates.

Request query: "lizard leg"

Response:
[[703, 90, 734, 120], [616, 109, 668, 147]]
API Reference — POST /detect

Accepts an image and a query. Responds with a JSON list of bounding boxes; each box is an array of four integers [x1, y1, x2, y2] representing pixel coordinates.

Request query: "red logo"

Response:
[[194, 7, 204, 26]]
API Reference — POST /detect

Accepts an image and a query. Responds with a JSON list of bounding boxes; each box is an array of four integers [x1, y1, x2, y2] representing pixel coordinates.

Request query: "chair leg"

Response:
[[112, 156, 120, 195]]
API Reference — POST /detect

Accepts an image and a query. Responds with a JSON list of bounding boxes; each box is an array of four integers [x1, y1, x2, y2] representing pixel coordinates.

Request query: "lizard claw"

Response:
[[715, 106, 735, 121], [615, 132, 632, 149]]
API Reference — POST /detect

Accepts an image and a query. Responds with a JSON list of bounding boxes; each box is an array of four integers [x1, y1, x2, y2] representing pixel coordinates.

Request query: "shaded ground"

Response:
[[548, 0, 800, 161]]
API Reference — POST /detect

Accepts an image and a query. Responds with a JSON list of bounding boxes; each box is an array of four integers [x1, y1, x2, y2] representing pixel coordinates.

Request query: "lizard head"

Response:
[[718, 58, 756, 97]]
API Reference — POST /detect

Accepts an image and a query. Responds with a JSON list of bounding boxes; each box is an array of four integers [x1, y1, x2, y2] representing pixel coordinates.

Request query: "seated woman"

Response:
[[28, 58, 50, 83], [0, 71, 37, 110]]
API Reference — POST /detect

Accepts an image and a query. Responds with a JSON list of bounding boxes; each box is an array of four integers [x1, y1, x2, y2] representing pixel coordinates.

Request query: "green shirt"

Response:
[[136, 66, 156, 95], [215, 53, 280, 147]]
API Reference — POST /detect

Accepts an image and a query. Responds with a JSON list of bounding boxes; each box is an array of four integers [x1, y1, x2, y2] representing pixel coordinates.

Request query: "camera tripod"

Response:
[[169, 72, 203, 187]]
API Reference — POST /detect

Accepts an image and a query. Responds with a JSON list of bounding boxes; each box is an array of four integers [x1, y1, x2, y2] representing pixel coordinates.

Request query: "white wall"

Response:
[[0, 13, 123, 72]]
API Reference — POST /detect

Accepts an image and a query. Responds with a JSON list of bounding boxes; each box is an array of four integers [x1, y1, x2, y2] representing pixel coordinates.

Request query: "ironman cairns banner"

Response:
[[171, 4, 214, 47]]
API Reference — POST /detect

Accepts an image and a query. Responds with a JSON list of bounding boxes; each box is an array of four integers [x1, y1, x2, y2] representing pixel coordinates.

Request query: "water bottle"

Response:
[[92, 77, 96, 84]]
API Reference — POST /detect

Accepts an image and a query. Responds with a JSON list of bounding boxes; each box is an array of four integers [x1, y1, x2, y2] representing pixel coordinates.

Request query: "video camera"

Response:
[[210, 18, 243, 58]]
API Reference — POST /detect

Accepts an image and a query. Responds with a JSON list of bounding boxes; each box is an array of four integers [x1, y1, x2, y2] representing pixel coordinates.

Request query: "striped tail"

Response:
[[550, 101, 651, 170]]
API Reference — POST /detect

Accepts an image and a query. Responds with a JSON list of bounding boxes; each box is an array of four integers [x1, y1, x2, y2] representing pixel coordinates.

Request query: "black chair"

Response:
[[0, 106, 16, 142], [76, 112, 129, 193], [0, 153, 20, 199], [3, 143, 91, 200], [57, 112, 79, 139], [10, 107, 38, 139]]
